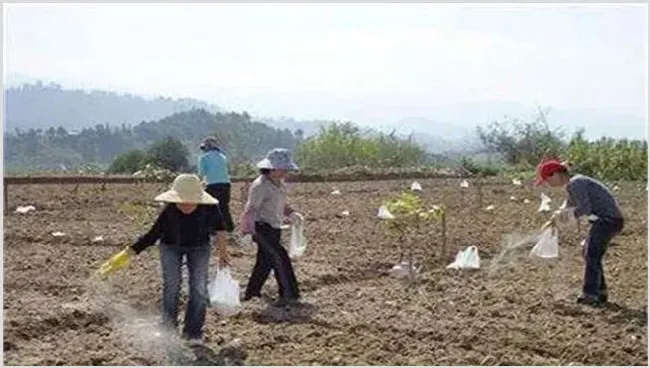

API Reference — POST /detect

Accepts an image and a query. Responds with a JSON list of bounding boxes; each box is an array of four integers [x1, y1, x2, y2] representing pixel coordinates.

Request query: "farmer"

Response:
[[239, 148, 302, 307], [198, 136, 235, 233], [536, 158, 624, 307], [125, 173, 231, 346]]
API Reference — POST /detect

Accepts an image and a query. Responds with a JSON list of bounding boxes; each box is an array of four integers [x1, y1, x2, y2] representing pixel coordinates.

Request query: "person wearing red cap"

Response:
[[536, 159, 624, 307]]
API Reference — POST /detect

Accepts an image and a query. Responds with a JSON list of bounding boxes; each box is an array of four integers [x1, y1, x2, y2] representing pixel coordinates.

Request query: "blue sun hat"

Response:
[[256, 148, 299, 171]]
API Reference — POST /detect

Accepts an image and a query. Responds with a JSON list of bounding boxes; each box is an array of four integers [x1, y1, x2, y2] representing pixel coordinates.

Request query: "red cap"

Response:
[[535, 159, 566, 186]]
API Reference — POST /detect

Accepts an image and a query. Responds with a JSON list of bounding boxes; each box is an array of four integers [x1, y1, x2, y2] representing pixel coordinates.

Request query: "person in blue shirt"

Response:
[[198, 136, 234, 233]]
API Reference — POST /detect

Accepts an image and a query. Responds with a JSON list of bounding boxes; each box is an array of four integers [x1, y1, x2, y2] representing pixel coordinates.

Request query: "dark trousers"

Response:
[[244, 222, 300, 299], [205, 183, 234, 232], [583, 218, 624, 300]]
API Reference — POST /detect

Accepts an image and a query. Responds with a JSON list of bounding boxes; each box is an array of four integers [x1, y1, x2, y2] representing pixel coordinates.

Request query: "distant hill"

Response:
[[4, 81, 222, 132], [3, 109, 297, 172]]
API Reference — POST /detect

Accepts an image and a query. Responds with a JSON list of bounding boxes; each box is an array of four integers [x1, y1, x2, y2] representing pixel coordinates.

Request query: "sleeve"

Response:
[[207, 206, 227, 235], [239, 181, 267, 234], [567, 182, 592, 218], [130, 207, 167, 254], [243, 181, 267, 216]]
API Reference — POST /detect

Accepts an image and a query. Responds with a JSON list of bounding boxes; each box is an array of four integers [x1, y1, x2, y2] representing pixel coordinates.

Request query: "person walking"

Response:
[[124, 173, 231, 346], [239, 148, 302, 307], [198, 136, 235, 233]]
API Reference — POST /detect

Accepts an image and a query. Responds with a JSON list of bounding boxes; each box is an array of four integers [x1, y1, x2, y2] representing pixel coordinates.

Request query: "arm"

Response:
[[567, 183, 592, 218], [240, 182, 267, 234], [198, 154, 207, 180], [130, 207, 168, 255]]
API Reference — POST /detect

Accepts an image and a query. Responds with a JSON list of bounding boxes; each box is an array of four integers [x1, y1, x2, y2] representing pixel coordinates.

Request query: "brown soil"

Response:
[[3, 179, 647, 365]]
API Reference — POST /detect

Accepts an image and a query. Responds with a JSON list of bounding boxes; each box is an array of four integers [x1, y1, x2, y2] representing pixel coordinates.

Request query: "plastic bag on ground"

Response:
[[208, 267, 241, 317], [512, 179, 522, 186], [410, 181, 422, 191], [460, 180, 469, 188], [331, 189, 342, 195], [538, 193, 552, 212], [289, 213, 307, 259], [15, 205, 36, 214], [530, 227, 559, 259], [377, 205, 395, 220], [446, 246, 480, 270], [389, 261, 422, 279]]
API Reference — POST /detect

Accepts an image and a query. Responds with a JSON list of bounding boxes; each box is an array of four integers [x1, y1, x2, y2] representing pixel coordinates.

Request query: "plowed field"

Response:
[[3, 178, 647, 365]]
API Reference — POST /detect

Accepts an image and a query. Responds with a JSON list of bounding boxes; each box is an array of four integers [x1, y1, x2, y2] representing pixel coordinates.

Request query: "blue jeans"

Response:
[[583, 218, 624, 300], [159, 243, 211, 340]]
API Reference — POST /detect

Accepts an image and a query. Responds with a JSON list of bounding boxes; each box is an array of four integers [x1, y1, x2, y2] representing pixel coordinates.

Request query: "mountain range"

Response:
[[3, 75, 646, 157]]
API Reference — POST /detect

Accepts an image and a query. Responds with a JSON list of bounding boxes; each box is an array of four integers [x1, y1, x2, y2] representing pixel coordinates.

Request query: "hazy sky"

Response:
[[4, 3, 648, 122]]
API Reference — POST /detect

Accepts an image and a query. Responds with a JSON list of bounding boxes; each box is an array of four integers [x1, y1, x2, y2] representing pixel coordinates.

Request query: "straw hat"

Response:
[[256, 148, 299, 171], [155, 174, 219, 205]]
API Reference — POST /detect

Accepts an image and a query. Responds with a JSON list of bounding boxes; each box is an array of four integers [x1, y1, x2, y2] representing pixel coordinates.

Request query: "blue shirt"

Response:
[[198, 150, 230, 184]]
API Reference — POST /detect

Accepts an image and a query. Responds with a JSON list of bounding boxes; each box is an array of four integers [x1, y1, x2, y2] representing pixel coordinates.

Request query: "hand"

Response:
[[290, 211, 303, 224], [99, 246, 134, 275], [239, 213, 254, 235], [553, 208, 575, 226], [214, 232, 231, 268]]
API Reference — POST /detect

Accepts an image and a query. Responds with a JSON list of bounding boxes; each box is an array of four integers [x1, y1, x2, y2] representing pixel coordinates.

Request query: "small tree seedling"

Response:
[[383, 190, 445, 283]]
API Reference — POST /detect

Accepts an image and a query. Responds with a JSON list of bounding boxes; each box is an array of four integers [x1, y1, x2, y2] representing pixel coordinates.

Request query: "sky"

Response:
[[4, 3, 648, 125]]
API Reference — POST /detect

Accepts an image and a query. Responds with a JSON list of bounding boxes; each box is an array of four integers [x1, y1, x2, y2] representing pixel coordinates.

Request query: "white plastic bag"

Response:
[[236, 234, 255, 248], [530, 227, 559, 259], [389, 261, 422, 279], [15, 205, 36, 214], [460, 180, 469, 188], [538, 193, 552, 212], [208, 267, 241, 317], [512, 179, 522, 186], [446, 246, 480, 269], [377, 205, 395, 220], [289, 213, 307, 259], [331, 188, 342, 195], [410, 181, 422, 191]]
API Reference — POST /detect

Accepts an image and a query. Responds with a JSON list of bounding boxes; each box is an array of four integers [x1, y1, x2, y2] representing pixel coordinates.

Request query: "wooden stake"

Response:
[[441, 211, 447, 259], [3, 183, 8, 214]]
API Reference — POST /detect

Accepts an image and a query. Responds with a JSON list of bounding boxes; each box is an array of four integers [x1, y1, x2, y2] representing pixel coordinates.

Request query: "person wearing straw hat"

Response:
[[535, 158, 624, 308], [198, 136, 235, 233], [239, 148, 302, 307], [125, 173, 231, 346]]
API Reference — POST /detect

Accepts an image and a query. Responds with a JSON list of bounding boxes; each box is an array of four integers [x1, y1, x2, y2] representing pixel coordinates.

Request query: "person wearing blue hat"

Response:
[[239, 148, 302, 307]]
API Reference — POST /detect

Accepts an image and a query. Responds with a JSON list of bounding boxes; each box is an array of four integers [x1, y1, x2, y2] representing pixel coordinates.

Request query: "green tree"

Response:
[[143, 136, 189, 172], [108, 149, 145, 174], [295, 122, 428, 170], [476, 106, 565, 166]]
